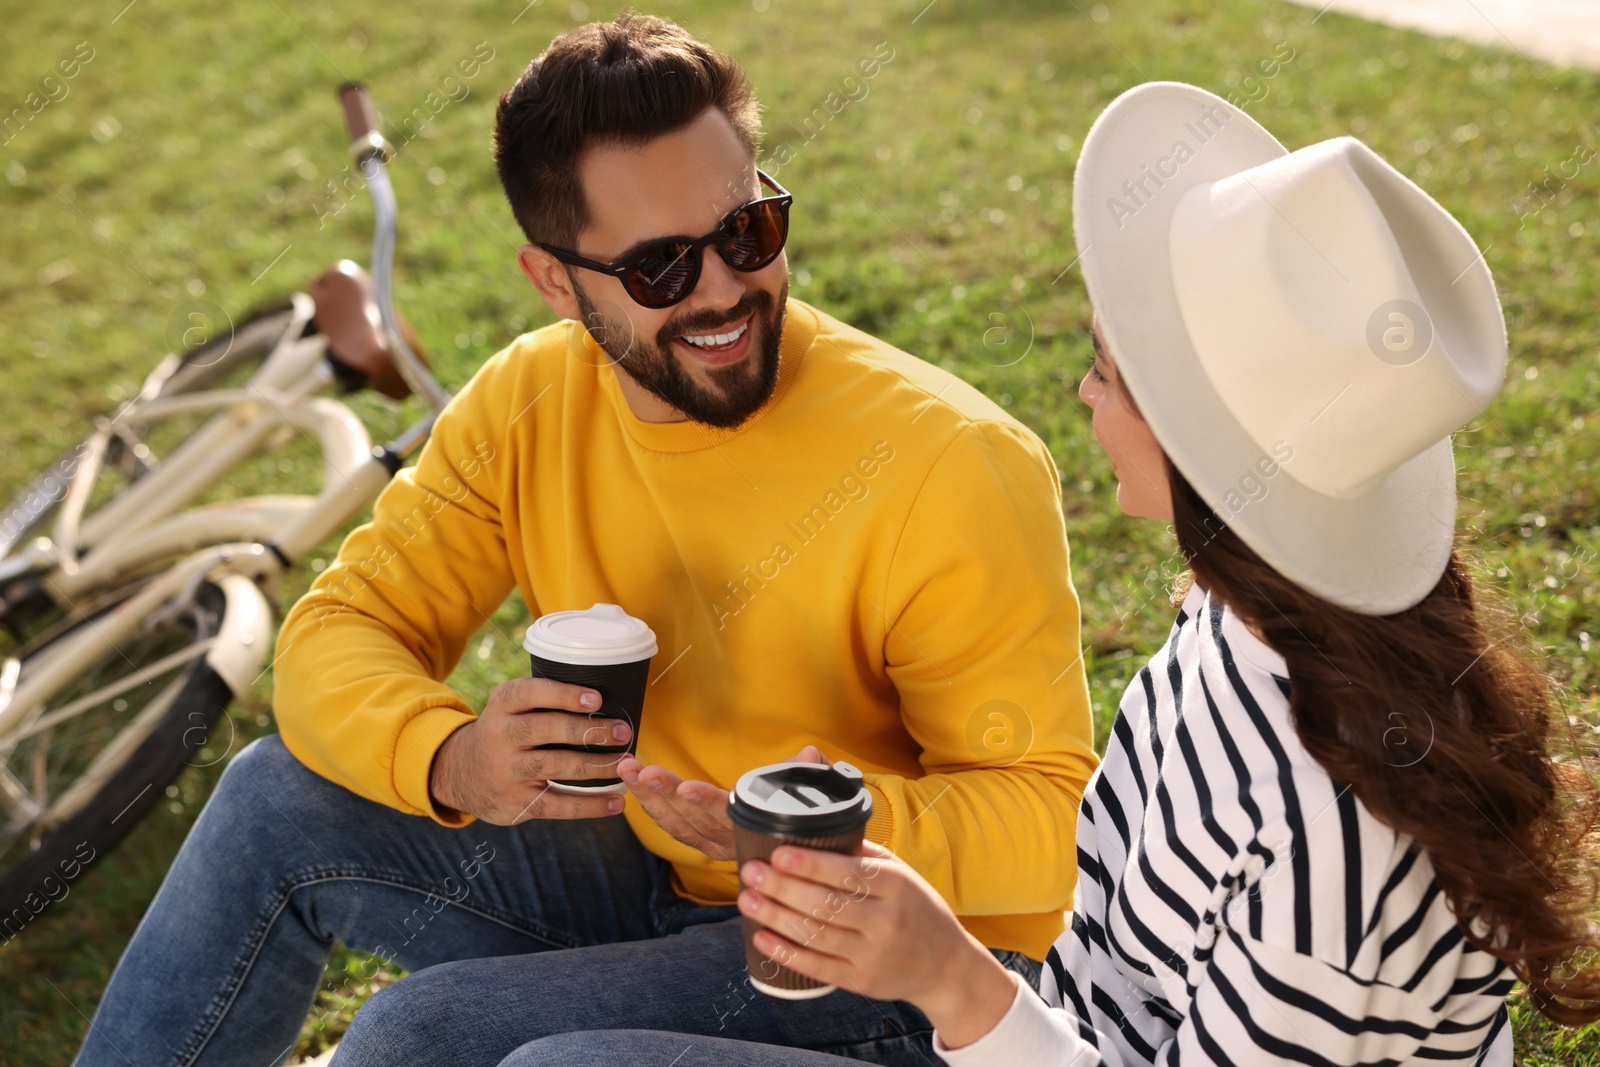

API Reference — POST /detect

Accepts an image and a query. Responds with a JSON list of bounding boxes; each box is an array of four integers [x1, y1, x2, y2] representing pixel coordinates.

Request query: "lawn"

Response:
[[1, 0, 1598, 1063]]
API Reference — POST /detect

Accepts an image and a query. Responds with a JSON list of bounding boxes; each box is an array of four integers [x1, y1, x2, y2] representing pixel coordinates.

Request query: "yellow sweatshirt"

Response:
[[273, 298, 1097, 960]]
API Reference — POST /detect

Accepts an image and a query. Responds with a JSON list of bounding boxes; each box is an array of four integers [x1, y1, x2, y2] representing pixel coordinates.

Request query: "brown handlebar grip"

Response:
[[338, 82, 378, 140]]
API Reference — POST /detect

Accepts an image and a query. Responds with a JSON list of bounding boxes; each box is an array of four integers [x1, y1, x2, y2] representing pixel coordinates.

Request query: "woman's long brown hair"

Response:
[[1165, 456, 1600, 1024]]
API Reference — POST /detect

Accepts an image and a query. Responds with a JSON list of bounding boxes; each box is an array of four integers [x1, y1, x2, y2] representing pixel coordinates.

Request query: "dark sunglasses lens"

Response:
[[625, 241, 698, 307], [719, 200, 788, 270]]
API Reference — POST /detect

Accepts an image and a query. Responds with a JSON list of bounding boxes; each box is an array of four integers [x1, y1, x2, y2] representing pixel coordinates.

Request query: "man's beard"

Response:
[[574, 279, 788, 429]]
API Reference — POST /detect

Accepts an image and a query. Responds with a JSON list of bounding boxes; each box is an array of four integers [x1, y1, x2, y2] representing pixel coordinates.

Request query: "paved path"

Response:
[[1289, 0, 1600, 69]]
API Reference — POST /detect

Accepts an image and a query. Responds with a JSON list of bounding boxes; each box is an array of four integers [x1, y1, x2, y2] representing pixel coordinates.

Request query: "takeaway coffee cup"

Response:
[[729, 760, 874, 999], [522, 603, 657, 795]]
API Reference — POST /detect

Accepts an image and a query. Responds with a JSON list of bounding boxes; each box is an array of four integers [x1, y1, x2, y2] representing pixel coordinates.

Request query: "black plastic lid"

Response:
[[727, 761, 873, 837]]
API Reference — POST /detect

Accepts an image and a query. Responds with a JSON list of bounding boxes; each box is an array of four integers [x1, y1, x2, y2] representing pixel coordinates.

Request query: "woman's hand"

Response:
[[737, 839, 1019, 1047]]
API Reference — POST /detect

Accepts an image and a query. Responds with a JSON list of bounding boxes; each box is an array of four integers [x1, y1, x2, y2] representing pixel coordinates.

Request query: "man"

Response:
[[74, 14, 1095, 1067]]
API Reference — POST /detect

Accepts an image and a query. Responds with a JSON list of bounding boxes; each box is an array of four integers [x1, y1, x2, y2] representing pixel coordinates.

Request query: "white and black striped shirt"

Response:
[[936, 583, 1515, 1066]]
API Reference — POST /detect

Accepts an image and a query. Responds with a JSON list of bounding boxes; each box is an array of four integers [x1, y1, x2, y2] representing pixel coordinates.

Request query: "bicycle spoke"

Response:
[[30, 730, 48, 809], [9, 638, 214, 745], [0, 763, 40, 830], [0, 599, 200, 863], [42, 672, 186, 829]]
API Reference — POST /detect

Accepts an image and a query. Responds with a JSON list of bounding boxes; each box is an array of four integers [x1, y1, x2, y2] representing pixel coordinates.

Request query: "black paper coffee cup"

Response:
[[522, 603, 657, 795], [729, 761, 874, 999]]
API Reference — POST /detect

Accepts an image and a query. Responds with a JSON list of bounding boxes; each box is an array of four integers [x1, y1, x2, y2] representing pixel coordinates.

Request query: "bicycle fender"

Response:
[[204, 573, 274, 698]]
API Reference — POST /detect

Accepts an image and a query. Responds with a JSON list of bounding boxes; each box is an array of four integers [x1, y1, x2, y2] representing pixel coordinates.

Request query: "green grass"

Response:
[[2, 0, 1598, 1063]]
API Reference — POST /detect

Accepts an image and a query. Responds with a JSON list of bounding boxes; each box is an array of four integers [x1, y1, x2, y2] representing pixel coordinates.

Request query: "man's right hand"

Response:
[[428, 677, 633, 825]]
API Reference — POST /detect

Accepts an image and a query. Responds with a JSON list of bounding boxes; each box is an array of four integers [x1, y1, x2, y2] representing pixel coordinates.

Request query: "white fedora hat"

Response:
[[1072, 82, 1508, 615]]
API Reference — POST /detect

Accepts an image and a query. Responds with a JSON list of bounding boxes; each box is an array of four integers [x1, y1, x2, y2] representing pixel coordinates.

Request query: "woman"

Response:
[[497, 82, 1600, 1066]]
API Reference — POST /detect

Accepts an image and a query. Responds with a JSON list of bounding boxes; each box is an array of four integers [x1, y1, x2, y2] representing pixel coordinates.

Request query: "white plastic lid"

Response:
[[522, 603, 658, 665], [728, 761, 872, 836]]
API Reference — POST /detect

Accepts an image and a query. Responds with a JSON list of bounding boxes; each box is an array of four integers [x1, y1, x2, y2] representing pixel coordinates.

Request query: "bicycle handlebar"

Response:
[[338, 82, 378, 140], [333, 85, 453, 414]]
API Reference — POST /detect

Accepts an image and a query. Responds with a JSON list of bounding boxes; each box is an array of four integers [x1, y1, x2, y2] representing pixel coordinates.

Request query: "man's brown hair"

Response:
[[493, 12, 763, 250]]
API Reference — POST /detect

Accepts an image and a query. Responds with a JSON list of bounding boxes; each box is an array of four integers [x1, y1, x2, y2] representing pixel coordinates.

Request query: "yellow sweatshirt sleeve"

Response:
[[864, 419, 1097, 916], [272, 363, 516, 826]]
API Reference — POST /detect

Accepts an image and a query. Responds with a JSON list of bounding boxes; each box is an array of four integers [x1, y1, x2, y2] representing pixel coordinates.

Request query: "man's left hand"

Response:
[[617, 745, 829, 862]]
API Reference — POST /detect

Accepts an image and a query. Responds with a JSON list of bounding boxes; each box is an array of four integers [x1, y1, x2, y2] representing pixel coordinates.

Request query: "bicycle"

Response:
[[0, 84, 454, 921]]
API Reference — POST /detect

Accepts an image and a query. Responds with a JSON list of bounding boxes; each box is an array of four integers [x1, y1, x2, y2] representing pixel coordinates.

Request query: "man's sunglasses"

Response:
[[539, 170, 793, 309]]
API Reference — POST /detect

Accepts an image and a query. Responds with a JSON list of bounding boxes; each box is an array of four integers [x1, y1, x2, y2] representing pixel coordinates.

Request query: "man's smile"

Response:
[[675, 313, 753, 365]]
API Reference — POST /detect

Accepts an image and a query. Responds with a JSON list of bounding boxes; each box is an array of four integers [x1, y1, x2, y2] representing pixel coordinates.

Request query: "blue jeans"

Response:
[[495, 1029, 935, 1065], [74, 735, 1042, 1067]]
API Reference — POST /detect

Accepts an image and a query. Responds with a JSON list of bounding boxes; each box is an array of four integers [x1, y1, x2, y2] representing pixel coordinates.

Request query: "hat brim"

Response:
[[1072, 82, 1454, 616]]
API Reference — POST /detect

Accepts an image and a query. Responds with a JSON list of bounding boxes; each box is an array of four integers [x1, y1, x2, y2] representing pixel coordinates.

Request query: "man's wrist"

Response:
[[428, 721, 472, 816]]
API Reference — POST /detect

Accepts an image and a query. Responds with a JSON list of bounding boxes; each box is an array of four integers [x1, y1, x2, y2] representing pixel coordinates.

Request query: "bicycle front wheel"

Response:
[[0, 576, 254, 923]]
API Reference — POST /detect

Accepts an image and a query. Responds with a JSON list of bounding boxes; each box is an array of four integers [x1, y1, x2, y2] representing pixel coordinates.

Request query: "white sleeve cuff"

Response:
[[932, 970, 1101, 1067]]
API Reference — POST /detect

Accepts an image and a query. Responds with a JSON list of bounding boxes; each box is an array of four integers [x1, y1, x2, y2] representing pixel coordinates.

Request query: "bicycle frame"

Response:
[[8, 97, 451, 602], [0, 86, 452, 829], [17, 295, 365, 603], [0, 307, 383, 796]]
